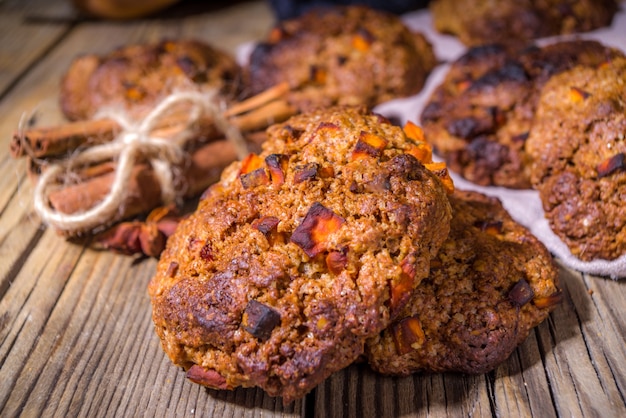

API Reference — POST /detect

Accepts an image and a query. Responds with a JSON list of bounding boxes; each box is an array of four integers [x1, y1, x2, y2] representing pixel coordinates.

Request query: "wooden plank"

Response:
[[0, 14, 69, 94], [536, 266, 626, 417]]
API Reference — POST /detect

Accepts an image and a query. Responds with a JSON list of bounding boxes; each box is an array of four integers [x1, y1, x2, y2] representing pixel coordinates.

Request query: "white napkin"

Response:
[[372, 2, 626, 279]]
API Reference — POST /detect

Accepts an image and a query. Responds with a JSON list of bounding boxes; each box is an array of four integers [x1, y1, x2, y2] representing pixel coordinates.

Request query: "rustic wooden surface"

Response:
[[0, 1, 625, 417]]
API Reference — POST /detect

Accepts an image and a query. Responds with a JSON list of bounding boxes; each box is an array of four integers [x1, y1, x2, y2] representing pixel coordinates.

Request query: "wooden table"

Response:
[[1, 1, 625, 416]]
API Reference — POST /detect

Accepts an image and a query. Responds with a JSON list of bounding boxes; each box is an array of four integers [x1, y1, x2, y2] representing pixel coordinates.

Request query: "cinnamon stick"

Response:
[[44, 133, 266, 236], [11, 85, 295, 159]]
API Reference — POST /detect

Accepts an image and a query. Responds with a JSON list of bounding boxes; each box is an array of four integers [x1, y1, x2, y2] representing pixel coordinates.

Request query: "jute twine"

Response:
[[33, 89, 247, 235]]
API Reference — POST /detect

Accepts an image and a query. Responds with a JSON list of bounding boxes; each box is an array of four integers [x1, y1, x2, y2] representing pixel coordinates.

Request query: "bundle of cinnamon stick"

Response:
[[12, 82, 296, 244]]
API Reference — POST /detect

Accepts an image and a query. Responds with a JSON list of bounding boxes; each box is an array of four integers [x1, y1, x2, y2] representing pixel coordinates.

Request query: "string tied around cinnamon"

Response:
[[33, 89, 248, 236]]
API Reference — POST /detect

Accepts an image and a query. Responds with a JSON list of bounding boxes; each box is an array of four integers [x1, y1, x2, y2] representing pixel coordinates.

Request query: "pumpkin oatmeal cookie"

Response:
[[149, 106, 453, 402], [366, 190, 561, 375], [430, 0, 618, 46], [420, 40, 624, 188], [60, 39, 241, 121], [245, 5, 436, 112], [527, 57, 626, 261]]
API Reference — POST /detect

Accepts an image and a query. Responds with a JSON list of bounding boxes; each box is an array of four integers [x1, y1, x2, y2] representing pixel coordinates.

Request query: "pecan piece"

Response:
[[326, 250, 348, 275], [186, 365, 230, 390]]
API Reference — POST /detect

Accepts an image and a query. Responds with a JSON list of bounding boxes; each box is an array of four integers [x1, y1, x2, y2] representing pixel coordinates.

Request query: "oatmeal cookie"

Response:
[[245, 5, 436, 112], [60, 39, 241, 121], [149, 106, 453, 402], [366, 190, 561, 375], [420, 40, 624, 188], [430, 0, 619, 46], [527, 57, 626, 261]]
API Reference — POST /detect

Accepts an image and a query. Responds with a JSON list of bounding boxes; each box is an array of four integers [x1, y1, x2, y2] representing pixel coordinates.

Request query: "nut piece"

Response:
[[252, 216, 280, 236], [186, 365, 230, 389], [290, 202, 346, 257], [326, 250, 348, 274], [243, 300, 281, 341]]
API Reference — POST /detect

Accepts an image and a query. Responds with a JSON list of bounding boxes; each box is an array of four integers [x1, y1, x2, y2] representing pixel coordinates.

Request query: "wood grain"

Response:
[[0, 1, 625, 417]]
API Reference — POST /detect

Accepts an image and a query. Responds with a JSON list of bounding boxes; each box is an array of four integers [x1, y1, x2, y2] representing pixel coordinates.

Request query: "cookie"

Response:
[[245, 5, 436, 112], [148, 106, 453, 402], [366, 190, 561, 376], [420, 40, 624, 188], [430, 0, 619, 46], [527, 57, 626, 261], [60, 39, 241, 121]]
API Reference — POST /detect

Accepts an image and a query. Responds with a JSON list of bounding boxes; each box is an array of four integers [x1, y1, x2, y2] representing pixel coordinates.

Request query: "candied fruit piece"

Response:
[[352, 28, 375, 52], [534, 290, 563, 309], [240, 168, 270, 189], [239, 153, 264, 175], [309, 65, 327, 84], [243, 300, 281, 341], [125, 85, 145, 101], [252, 216, 280, 236], [265, 153, 289, 186], [569, 86, 591, 103], [424, 162, 455, 194], [597, 153, 626, 178], [290, 203, 345, 257], [293, 163, 319, 184], [389, 254, 417, 315], [391, 316, 425, 355], [351, 131, 388, 160]]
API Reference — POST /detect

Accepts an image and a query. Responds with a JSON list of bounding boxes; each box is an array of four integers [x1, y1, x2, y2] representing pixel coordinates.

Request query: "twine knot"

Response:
[[33, 89, 245, 235]]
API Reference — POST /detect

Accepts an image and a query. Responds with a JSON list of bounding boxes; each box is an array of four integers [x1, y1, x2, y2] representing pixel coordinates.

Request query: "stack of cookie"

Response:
[[147, 2, 626, 403], [149, 106, 561, 402]]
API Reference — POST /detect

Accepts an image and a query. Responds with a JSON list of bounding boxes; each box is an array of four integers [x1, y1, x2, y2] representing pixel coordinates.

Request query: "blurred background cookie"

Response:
[[430, 0, 619, 46], [60, 39, 241, 120], [420, 40, 625, 188], [527, 57, 626, 261], [245, 5, 437, 112]]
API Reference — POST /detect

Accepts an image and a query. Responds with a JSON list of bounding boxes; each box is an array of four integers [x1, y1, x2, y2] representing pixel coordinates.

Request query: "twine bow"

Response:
[[33, 90, 246, 235]]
